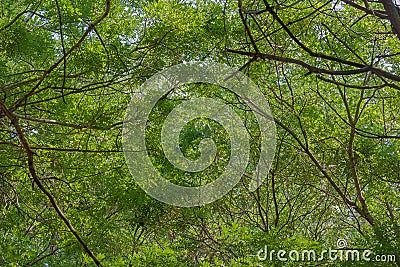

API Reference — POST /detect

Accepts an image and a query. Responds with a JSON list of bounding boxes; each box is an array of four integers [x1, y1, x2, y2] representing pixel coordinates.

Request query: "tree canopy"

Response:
[[1, 0, 400, 266]]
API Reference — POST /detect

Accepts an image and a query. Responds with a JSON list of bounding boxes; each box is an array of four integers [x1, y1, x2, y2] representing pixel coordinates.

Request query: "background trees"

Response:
[[1, 0, 400, 266]]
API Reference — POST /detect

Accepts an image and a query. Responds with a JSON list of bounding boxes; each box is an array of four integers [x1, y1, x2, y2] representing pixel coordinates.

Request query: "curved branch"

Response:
[[227, 49, 400, 85], [0, 101, 103, 266], [10, 0, 112, 113], [341, 0, 388, 19], [380, 0, 400, 40]]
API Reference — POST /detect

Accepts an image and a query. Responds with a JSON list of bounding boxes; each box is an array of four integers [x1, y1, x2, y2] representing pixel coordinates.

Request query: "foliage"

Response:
[[1, 0, 400, 266]]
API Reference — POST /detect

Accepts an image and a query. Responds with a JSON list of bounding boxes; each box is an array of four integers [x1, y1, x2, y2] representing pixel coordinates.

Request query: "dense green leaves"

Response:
[[1, 0, 400, 266]]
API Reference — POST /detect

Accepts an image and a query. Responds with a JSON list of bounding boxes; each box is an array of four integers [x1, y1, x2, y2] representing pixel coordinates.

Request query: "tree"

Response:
[[1, 0, 399, 266]]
